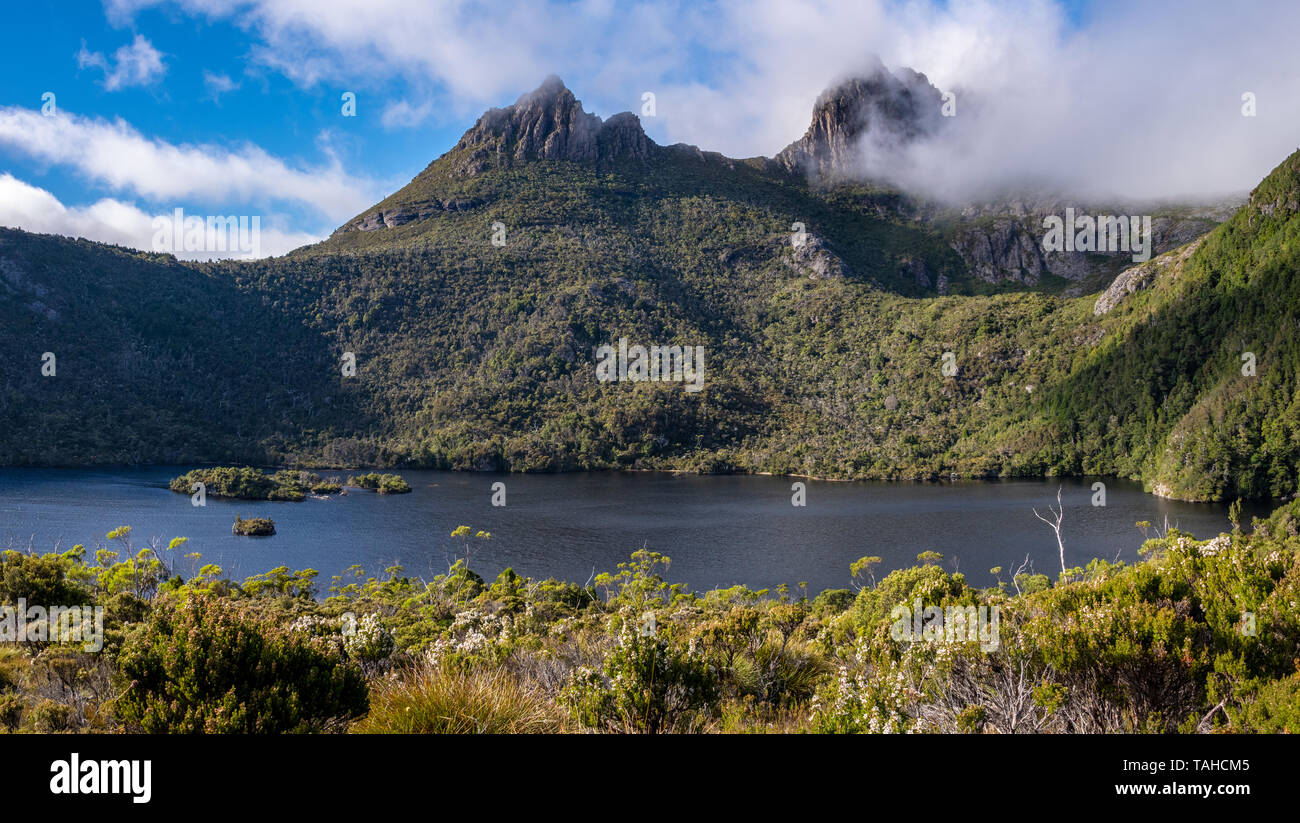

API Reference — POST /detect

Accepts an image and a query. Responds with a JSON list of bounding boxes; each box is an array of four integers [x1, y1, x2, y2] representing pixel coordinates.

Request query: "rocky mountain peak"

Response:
[[776, 58, 946, 179], [450, 75, 651, 174]]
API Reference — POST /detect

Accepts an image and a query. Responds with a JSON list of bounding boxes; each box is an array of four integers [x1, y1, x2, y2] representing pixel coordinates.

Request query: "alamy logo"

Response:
[[50, 754, 151, 804], [890, 599, 1000, 652], [1042, 208, 1152, 263], [595, 338, 705, 393], [151, 207, 261, 259], [0, 599, 105, 652]]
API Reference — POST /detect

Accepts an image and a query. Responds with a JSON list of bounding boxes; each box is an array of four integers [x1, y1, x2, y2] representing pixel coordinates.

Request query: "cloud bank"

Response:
[[0, 174, 320, 259], [103, 0, 1300, 201], [0, 105, 377, 221]]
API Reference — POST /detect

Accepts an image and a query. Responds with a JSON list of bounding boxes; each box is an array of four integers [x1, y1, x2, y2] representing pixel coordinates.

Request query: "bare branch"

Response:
[[1031, 485, 1067, 577], [1010, 553, 1031, 596]]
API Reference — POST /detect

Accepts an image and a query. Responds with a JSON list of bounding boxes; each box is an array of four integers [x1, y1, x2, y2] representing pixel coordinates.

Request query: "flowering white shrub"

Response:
[[810, 637, 918, 734], [343, 613, 395, 664]]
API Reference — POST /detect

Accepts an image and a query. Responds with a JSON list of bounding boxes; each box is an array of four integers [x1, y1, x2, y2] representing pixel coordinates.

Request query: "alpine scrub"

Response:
[[0, 506, 1297, 733]]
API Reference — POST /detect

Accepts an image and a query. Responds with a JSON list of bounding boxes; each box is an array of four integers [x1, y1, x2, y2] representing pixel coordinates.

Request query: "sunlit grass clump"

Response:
[[354, 662, 569, 734]]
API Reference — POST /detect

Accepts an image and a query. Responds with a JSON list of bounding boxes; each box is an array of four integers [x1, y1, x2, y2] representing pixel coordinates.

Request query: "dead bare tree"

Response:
[[1033, 485, 1067, 577], [1009, 553, 1031, 596]]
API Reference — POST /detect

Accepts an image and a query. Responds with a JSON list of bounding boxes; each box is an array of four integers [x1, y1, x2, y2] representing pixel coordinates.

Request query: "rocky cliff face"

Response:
[[450, 74, 650, 175], [946, 210, 1225, 290], [775, 58, 945, 179], [339, 195, 484, 233], [783, 232, 852, 280]]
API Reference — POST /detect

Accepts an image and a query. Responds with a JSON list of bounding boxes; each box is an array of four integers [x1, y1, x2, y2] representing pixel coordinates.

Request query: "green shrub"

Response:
[[1015, 573, 1051, 595], [811, 588, 854, 617], [851, 564, 975, 631], [116, 596, 368, 733], [0, 693, 22, 731], [810, 639, 914, 734], [1241, 673, 1300, 733], [30, 698, 72, 733], [0, 551, 92, 608], [342, 613, 396, 667], [562, 612, 716, 733]]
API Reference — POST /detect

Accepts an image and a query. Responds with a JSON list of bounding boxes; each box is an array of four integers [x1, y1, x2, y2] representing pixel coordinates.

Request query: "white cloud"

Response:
[[102, 0, 687, 118], [202, 70, 240, 99], [77, 33, 167, 90], [0, 174, 320, 258], [0, 106, 377, 221], [846, 0, 1300, 201], [381, 99, 434, 130], [102, 0, 1300, 202]]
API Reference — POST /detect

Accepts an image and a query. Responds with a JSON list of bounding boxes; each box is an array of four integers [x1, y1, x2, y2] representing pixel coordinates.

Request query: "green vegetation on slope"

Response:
[[0, 231, 362, 467], [3, 145, 1298, 501], [1040, 151, 1300, 501]]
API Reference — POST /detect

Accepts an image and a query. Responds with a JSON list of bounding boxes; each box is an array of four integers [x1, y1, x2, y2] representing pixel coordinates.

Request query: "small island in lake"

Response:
[[347, 472, 412, 494], [232, 515, 276, 536], [171, 467, 348, 501]]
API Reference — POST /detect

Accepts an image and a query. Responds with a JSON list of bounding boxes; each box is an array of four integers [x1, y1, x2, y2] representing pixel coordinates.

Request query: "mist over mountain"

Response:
[[623, 1, 1300, 205], [774, 57, 949, 181], [333, 72, 1227, 293]]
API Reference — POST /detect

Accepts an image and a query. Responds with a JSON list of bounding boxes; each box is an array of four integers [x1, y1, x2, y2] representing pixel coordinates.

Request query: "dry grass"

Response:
[[353, 661, 571, 734]]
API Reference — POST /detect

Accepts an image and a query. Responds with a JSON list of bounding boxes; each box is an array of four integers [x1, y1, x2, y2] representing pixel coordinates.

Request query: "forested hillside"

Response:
[[0, 230, 362, 465], [1, 74, 1296, 503]]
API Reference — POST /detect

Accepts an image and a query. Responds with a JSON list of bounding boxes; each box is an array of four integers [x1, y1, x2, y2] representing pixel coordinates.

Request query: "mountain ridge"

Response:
[[330, 71, 1227, 294], [2, 78, 1296, 503]]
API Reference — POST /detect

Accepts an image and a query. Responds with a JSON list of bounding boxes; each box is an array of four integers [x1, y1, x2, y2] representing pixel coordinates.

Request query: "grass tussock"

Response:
[[354, 661, 571, 734]]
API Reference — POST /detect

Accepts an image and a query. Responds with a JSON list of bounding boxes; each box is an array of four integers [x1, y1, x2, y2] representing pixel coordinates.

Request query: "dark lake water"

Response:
[[0, 468, 1271, 595]]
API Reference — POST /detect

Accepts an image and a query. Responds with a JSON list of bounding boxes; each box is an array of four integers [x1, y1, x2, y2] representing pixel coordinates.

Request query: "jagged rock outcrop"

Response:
[[775, 57, 945, 179], [336, 196, 486, 233], [337, 76, 653, 234], [1093, 237, 1203, 315], [783, 232, 851, 280], [451, 75, 650, 174], [1092, 258, 1159, 316], [767, 58, 1231, 287]]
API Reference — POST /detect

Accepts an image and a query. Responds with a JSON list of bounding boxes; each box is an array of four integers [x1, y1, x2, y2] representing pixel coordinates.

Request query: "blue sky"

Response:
[[1, 0, 1296, 257]]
